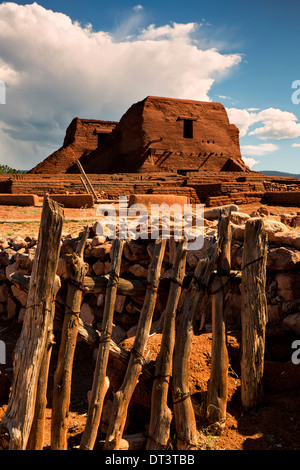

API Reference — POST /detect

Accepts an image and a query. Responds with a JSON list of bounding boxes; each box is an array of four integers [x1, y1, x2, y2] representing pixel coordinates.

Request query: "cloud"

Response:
[[292, 143, 300, 147], [227, 107, 300, 140], [0, 2, 243, 170], [133, 5, 144, 12], [242, 157, 259, 168], [241, 143, 279, 157]]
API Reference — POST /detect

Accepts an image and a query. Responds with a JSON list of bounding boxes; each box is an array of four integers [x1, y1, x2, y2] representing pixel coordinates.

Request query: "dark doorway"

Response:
[[184, 119, 193, 139]]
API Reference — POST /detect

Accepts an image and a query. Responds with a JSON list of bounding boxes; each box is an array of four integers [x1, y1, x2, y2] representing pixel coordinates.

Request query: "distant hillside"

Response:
[[260, 170, 300, 179]]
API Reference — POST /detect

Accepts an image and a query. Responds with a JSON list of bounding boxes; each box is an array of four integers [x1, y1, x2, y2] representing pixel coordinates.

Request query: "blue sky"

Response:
[[0, 0, 299, 173]]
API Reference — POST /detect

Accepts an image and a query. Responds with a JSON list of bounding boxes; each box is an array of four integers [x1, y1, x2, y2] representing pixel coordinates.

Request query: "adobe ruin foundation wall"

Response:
[[0, 171, 299, 208]]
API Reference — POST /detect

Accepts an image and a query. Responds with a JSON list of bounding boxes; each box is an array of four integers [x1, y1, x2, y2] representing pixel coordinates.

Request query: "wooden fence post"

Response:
[[50, 227, 89, 450], [27, 275, 61, 450], [206, 208, 231, 434], [0, 195, 64, 450], [80, 238, 124, 450], [173, 242, 219, 450], [147, 239, 187, 450], [104, 237, 166, 450], [240, 218, 268, 408]]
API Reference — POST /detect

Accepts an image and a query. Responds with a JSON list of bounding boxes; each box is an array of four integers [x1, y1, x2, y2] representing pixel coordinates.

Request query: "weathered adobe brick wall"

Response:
[[28, 118, 118, 174], [263, 191, 300, 206], [0, 172, 299, 206], [82, 96, 250, 174]]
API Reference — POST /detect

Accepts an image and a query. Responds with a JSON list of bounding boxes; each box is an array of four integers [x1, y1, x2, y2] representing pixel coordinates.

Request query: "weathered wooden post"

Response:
[[240, 218, 268, 408], [27, 275, 61, 450], [80, 238, 124, 450], [51, 226, 89, 450], [0, 195, 64, 450], [206, 208, 231, 434], [173, 242, 219, 450], [147, 239, 187, 450], [104, 237, 166, 450]]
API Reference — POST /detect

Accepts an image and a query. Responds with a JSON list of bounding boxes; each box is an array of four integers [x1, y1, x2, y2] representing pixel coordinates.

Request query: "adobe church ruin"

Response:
[[1, 96, 299, 207], [29, 96, 249, 175]]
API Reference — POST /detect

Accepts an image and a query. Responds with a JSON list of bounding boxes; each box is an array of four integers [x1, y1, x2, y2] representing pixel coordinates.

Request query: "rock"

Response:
[[7, 296, 18, 320], [80, 303, 94, 325], [11, 285, 27, 308], [97, 294, 105, 307], [91, 235, 107, 247], [283, 313, 300, 334], [267, 304, 281, 324], [204, 204, 239, 220], [115, 295, 126, 314], [258, 206, 269, 216], [10, 236, 27, 251], [15, 252, 29, 271], [0, 248, 16, 267], [92, 259, 106, 276], [274, 272, 300, 302], [5, 262, 19, 281], [90, 243, 112, 259], [267, 246, 300, 271], [61, 237, 78, 255], [56, 257, 67, 278], [0, 283, 9, 303], [111, 324, 127, 344], [186, 237, 212, 268], [0, 237, 9, 250], [123, 241, 149, 262], [230, 212, 250, 225], [128, 264, 148, 278], [271, 230, 300, 250], [0, 303, 6, 315], [231, 217, 288, 242], [292, 215, 300, 228]]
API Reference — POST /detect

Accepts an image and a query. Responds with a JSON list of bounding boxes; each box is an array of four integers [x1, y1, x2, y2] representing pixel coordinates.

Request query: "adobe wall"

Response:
[[263, 191, 300, 206], [83, 96, 248, 174], [29, 118, 118, 174], [1, 172, 299, 207]]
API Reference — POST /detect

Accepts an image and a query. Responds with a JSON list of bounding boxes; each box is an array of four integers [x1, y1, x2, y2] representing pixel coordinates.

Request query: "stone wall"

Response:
[[1, 207, 299, 338]]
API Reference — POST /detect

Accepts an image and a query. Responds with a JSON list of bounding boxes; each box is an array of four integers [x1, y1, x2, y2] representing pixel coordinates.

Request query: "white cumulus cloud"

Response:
[[0, 2, 243, 170], [242, 157, 259, 168], [227, 107, 300, 140], [241, 143, 279, 157]]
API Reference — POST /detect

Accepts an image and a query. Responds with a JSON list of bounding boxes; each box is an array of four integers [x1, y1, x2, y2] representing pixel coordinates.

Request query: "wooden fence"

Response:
[[0, 195, 268, 450]]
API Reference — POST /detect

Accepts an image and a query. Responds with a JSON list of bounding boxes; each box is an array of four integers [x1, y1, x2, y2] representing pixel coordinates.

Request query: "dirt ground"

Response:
[[0, 200, 300, 451]]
